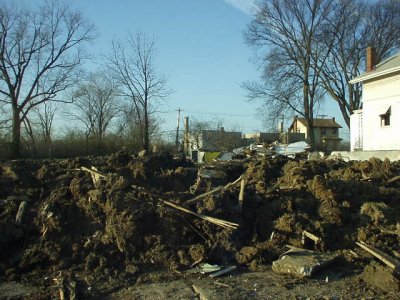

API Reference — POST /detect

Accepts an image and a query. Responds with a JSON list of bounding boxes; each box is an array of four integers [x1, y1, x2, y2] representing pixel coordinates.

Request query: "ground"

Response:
[[0, 151, 399, 299]]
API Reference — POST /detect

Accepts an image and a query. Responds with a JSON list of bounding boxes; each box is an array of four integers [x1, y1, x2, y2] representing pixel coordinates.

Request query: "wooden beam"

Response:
[[356, 241, 400, 271]]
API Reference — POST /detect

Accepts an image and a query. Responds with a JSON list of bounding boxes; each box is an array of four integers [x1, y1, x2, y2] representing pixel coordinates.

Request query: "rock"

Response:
[[272, 249, 337, 278]]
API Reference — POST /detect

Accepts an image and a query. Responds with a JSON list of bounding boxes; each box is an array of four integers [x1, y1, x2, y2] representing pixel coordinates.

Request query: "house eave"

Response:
[[349, 66, 400, 84]]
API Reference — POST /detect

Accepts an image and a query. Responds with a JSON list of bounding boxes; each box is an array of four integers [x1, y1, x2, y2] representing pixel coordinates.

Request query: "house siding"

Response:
[[362, 73, 400, 151]]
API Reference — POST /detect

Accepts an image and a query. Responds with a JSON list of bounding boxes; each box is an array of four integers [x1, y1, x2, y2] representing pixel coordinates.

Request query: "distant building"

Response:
[[243, 132, 305, 144], [243, 132, 280, 143], [188, 127, 242, 163], [349, 47, 400, 151], [288, 117, 342, 152]]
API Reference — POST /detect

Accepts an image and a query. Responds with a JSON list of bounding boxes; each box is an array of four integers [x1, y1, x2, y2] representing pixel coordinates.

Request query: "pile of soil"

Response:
[[1, 153, 399, 298]]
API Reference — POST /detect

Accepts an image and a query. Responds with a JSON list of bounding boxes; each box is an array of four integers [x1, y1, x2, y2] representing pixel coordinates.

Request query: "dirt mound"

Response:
[[1, 154, 400, 298]]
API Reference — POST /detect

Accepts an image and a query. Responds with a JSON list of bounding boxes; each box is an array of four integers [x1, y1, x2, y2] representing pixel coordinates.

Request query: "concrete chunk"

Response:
[[272, 249, 336, 278]]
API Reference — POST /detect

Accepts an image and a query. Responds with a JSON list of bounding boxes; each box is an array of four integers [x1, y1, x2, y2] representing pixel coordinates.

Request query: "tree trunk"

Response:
[[12, 105, 21, 158], [143, 109, 150, 152], [307, 119, 316, 151]]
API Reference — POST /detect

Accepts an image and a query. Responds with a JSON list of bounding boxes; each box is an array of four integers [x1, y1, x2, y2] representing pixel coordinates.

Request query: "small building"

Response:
[[288, 117, 342, 152], [243, 132, 280, 143], [349, 47, 400, 151], [188, 127, 242, 163]]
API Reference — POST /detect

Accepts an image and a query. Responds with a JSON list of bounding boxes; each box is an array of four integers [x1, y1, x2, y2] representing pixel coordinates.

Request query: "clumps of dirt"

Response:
[[235, 156, 400, 258], [1, 154, 400, 298], [362, 262, 400, 292]]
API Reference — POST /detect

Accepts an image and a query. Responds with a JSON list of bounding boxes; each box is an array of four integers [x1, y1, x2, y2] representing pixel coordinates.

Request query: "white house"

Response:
[[349, 48, 400, 151]]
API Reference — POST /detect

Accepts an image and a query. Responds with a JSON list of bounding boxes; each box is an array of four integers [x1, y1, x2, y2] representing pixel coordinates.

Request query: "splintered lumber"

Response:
[[238, 179, 245, 203], [78, 166, 107, 184], [15, 201, 27, 225], [302, 230, 321, 244], [186, 186, 224, 204], [356, 241, 400, 271], [387, 175, 400, 184], [285, 244, 307, 251], [162, 200, 239, 229], [78, 166, 106, 178], [185, 175, 243, 205]]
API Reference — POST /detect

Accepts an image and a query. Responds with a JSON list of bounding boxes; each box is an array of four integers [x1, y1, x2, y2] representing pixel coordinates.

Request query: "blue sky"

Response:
[[68, 0, 264, 138], [31, 0, 348, 139]]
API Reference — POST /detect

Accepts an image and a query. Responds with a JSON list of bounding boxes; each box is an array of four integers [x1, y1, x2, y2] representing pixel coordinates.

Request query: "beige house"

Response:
[[349, 48, 400, 151], [288, 117, 342, 152]]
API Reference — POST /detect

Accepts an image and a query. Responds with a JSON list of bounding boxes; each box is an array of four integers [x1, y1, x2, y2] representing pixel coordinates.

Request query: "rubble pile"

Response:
[[1, 152, 399, 298]]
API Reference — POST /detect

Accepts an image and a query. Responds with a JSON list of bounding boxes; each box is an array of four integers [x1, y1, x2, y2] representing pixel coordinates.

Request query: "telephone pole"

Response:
[[184, 116, 189, 156], [175, 108, 181, 153]]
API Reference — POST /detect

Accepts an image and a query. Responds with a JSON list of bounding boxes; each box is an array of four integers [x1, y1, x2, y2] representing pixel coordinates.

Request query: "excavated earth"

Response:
[[0, 152, 400, 299]]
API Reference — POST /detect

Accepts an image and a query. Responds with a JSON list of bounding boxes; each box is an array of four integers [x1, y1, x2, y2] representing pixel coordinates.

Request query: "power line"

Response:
[[183, 109, 255, 117]]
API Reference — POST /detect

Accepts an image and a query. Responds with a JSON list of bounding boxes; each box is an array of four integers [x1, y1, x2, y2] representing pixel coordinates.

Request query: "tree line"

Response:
[[244, 0, 400, 148], [0, 0, 170, 158], [2, 0, 399, 158]]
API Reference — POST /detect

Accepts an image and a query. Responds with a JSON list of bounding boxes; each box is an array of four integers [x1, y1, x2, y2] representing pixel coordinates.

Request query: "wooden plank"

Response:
[[15, 201, 27, 225], [387, 175, 400, 184], [238, 179, 245, 203], [356, 241, 400, 270], [186, 186, 224, 205], [185, 175, 243, 205], [162, 200, 239, 229], [302, 230, 321, 244]]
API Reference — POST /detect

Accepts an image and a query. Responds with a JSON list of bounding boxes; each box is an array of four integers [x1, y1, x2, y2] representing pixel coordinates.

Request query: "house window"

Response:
[[380, 106, 391, 127], [321, 128, 326, 135], [332, 128, 338, 135]]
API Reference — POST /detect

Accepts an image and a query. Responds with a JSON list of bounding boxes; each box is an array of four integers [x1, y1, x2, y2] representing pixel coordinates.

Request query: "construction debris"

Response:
[[272, 248, 337, 278], [1, 153, 400, 298], [356, 241, 400, 271], [15, 200, 27, 225]]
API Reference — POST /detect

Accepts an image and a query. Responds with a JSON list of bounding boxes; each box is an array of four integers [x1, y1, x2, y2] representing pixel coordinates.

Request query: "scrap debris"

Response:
[[162, 200, 239, 229], [356, 241, 400, 272], [272, 247, 337, 278]]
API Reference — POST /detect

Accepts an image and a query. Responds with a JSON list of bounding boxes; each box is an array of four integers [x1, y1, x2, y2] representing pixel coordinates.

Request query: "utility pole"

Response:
[[279, 115, 286, 143], [279, 115, 285, 133], [184, 117, 189, 156], [175, 108, 181, 153]]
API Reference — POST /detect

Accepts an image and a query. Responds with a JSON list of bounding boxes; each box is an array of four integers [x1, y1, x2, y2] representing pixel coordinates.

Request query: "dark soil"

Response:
[[1, 153, 399, 299]]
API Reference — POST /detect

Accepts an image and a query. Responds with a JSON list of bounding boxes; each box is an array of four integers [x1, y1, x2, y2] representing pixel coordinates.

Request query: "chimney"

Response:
[[332, 117, 335, 123], [366, 46, 376, 72]]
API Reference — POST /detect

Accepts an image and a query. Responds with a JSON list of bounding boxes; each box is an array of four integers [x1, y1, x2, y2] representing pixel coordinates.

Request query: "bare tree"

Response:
[[322, 0, 400, 127], [245, 0, 335, 148], [115, 102, 162, 151], [106, 32, 171, 152], [0, 102, 9, 132], [34, 101, 58, 158], [0, 0, 95, 157], [68, 72, 120, 151]]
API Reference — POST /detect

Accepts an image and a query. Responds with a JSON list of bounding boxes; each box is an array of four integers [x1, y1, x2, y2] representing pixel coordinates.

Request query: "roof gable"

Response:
[[290, 118, 342, 129]]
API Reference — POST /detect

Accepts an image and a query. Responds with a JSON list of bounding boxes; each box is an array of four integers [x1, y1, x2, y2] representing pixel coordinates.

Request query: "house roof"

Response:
[[289, 118, 342, 130], [350, 53, 400, 84]]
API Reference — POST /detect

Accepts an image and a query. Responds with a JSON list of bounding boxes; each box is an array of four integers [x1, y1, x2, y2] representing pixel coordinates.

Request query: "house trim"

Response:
[[350, 66, 400, 84]]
